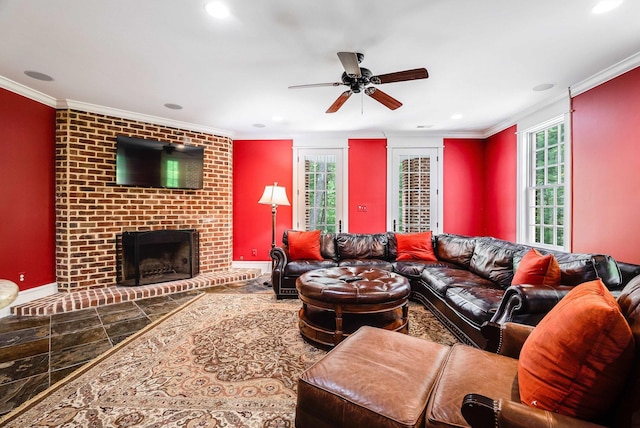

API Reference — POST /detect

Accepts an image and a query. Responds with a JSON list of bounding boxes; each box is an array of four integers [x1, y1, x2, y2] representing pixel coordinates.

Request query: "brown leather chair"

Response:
[[296, 277, 640, 428], [461, 276, 640, 427]]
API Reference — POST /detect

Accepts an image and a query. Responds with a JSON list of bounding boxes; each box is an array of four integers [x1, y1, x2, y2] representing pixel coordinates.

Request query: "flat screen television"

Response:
[[115, 135, 204, 190]]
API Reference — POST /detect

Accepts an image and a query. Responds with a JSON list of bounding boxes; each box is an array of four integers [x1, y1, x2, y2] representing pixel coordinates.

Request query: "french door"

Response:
[[294, 148, 347, 232], [388, 147, 441, 233]]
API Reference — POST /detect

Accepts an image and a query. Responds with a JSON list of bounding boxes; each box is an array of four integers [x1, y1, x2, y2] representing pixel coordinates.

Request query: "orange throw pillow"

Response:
[[288, 230, 323, 261], [396, 231, 437, 261], [512, 248, 561, 286], [518, 279, 635, 420]]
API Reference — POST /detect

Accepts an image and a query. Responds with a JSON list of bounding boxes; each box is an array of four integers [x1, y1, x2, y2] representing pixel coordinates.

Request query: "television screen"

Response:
[[116, 136, 204, 189]]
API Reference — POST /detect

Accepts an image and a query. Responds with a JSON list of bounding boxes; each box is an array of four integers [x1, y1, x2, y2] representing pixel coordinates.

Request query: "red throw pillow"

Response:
[[512, 248, 561, 286], [288, 230, 323, 261], [518, 279, 635, 420], [395, 231, 437, 261]]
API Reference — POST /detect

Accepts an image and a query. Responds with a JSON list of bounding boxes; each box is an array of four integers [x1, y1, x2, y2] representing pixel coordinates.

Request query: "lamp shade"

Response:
[[258, 183, 290, 206]]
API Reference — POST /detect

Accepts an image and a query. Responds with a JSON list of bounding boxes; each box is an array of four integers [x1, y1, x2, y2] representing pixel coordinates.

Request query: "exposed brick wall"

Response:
[[55, 110, 232, 291]]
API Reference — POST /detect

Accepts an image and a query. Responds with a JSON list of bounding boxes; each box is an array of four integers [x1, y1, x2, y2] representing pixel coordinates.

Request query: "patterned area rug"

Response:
[[0, 293, 458, 427]]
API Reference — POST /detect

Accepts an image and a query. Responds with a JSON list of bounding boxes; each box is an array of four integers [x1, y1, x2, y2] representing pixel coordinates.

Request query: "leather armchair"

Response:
[[462, 304, 640, 427], [463, 322, 607, 427]]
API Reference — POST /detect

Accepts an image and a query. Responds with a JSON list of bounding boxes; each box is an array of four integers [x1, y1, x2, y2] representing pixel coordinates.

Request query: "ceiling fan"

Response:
[[289, 52, 429, 113]]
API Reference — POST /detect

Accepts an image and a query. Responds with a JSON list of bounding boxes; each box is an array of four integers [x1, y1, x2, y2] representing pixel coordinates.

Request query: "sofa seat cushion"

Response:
[[426, 343, 519, 427], [284, 260, 338, 276], [393, 260, 447, 280], [338, 259, 393, 271], [445, 284, 505, 326], [296, 326, 451, 428], [421, 266, 492, 296]]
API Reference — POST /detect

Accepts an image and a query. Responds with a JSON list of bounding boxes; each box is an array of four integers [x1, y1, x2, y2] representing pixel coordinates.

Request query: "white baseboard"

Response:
[[0, 282, 58, 318], [231, 261, 271, 275]]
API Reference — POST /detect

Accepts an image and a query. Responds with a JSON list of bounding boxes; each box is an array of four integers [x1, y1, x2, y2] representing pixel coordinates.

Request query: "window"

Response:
[[524, 119, 567, 249]]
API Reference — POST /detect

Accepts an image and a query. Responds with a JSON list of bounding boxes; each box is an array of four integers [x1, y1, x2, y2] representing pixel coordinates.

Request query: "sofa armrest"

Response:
[[481, 322, 533, 358], [461, 394, 606, 428], [490, 284, 574, 325], [270, 247, 288, 293], [270, 246, 288, 271]]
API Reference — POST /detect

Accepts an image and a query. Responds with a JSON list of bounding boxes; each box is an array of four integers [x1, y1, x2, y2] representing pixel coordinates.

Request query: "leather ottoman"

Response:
[[296, 326, 451, 428], [296, 266, 411, 347]]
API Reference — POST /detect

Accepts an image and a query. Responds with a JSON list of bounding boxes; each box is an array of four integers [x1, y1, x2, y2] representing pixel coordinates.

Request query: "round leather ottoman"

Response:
[[296, 266, 410, 347]]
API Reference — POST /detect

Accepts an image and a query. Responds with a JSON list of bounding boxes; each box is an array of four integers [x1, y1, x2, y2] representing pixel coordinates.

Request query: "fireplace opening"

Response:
[[118, 229, 199, 286]]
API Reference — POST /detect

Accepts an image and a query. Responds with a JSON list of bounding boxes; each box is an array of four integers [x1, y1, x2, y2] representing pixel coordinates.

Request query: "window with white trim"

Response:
[[524, 119, 567, 249]]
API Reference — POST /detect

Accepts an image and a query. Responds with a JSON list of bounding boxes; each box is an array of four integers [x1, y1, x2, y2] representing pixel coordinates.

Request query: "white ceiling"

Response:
[[1, 0, 639, 139]]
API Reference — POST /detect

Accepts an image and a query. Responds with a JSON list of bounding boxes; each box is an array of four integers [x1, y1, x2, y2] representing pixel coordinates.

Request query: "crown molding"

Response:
[[571, 50, 640, 96], [58, 99, 235, 138], [0, 75, 57, 107]]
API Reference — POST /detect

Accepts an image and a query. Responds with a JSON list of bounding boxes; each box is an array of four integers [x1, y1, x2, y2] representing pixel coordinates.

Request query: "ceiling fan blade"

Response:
[[371, 68, 429, 84], [365, 87, 402, 110], [326, 90, 352, 113], [288, 82, 343, 89], [337, 52, 361, 77]]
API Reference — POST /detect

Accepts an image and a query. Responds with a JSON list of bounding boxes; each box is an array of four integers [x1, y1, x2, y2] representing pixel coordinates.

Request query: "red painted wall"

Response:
[[443, 138, 485, 236], [0, 89, 56, 290], [571, 66, 640, 263], [232, 140, 293, 261], [483, 125, 517, 240], [348, 139, 387, 233]]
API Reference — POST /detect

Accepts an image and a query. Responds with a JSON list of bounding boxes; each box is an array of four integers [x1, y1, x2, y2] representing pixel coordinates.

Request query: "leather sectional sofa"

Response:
[[270, 230, 640, 347]]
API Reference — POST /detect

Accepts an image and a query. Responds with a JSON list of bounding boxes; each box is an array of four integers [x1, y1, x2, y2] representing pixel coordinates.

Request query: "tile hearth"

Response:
[[0, 273, 271, 416], [11, 269, 259, 316]]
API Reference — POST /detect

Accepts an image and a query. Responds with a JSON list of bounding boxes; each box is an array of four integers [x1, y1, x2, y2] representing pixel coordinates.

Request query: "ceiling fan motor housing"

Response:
[[341, 67, 373, 93]]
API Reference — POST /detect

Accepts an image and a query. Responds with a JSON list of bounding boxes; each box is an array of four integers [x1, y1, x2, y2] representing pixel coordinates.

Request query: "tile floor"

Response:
[[0, 276, 271, 416]]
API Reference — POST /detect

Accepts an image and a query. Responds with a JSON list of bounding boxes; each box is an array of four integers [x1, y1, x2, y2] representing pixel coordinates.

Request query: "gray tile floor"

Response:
[[0, 276, 271, 416]]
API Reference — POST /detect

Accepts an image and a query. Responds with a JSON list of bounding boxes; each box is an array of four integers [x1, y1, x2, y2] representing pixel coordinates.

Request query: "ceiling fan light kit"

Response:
[[289, 52, 429, 113]]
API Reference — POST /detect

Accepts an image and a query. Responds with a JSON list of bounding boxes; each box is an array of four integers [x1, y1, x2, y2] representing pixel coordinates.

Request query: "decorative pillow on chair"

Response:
[[395, 231, 437, 261], [512, 248, 561, 286], [288, 230, 323, 261], [518, 279, 635, 420]]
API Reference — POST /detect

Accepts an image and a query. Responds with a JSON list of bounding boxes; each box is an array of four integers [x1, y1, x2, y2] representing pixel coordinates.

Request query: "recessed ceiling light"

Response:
[[451, 114, 463, 120], [24, 70, 54, 81], [164, 103, 183, 110], [272, 116, 283, 122], [253, 123, 266, 128], [204, 1, 231, 19], [533, 83, 556, 91], [591, 0, 623, 14], [416, 125, 433, 129]]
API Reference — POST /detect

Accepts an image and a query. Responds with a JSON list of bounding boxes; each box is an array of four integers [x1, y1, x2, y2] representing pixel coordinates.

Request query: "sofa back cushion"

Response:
[[518, 279, 635, 420], [435, 234, 476, 267], [336, 233, 387, 260], [469, 238, 517, 288], [283, 229, 336, 260]]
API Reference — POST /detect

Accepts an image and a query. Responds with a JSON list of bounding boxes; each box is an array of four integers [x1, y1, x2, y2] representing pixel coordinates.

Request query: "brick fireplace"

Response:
[[55, 110, 232, 292]]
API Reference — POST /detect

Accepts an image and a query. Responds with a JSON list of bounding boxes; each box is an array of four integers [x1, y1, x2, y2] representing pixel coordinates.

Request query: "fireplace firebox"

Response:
[[119, 229, 199, 286]]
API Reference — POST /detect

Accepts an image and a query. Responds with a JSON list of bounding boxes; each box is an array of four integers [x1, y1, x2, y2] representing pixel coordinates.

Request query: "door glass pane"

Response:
[[303, 154, 338, 232], [397, 155, 431, 233]]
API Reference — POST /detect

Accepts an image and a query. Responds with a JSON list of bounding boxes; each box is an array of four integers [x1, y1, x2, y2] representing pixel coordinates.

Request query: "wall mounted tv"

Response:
[[115, 135, 204, 190]]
